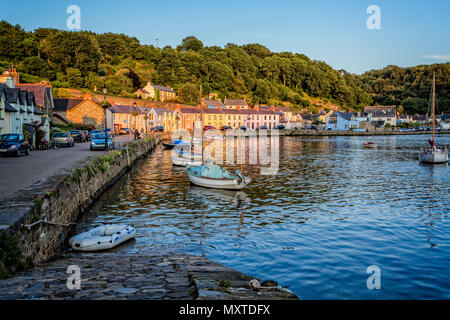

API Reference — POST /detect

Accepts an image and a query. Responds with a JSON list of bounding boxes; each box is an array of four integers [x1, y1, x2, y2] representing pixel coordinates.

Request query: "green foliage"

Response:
[[9, 20, 450, 113], [178, 83, 199, 105], [179, 36, 204, 52], [19, 56, 56, 80], [357, 63, 450, 114], [66, 67, 84, 88]]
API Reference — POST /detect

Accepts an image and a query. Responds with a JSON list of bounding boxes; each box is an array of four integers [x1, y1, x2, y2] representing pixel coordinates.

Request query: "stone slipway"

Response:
[[0, 251, 298, 300]]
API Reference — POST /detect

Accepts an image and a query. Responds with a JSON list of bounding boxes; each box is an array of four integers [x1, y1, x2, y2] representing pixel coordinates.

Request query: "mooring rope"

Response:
[[22, 219, 77, 230]]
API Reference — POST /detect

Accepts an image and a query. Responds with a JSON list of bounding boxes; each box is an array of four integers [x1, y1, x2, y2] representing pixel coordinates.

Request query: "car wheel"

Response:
[[16, 149, 21, 157], [25, 147, 30, 156]]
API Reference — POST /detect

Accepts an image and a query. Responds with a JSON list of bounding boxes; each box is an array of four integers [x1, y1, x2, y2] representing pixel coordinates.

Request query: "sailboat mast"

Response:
[[432, 73, 435, 143], [200, 84, 204, 164]]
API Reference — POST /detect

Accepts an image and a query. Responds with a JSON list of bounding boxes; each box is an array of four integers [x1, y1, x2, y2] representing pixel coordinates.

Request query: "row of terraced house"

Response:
[[0, 68, 53, 146]]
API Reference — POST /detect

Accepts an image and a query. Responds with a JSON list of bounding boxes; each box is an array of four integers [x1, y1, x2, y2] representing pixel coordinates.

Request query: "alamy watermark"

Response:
[[171, 123, 280, 175], [66, 5, 81, 30], [366, 5, 381, 30], [66, 265, 81, 290], [366, 265, 381, 290]]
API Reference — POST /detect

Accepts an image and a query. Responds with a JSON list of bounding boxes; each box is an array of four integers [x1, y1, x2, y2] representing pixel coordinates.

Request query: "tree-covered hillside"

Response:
[[1, 20, 449, 114], [0, 21, 371, 110], [356, 64, 450, 114]]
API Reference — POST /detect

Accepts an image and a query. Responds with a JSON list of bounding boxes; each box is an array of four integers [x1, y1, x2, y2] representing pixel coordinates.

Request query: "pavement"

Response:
[[0, 135, 135, 202]]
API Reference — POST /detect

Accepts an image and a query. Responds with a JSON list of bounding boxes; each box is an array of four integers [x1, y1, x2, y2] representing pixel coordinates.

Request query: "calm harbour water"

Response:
[[78, 135, 450, 299]]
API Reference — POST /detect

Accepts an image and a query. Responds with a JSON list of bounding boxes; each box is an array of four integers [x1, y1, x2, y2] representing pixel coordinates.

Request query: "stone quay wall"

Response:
[[0, 135, 161, 278]]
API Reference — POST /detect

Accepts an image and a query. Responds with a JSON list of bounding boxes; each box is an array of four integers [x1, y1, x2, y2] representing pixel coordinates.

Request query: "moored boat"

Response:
[[68, 224, 136, 252], [420, 145, 448, 164], [419, 73, 448, 164], [171, 149, 204, 166], [186, 164, 251, 190], [163, 139, 189, 150], [364, 142, 377, 148]]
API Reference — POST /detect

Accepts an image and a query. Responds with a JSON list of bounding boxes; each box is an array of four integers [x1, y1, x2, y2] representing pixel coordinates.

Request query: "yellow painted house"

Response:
[[202, 108, 225, 128], [223, 109, 245, 128]]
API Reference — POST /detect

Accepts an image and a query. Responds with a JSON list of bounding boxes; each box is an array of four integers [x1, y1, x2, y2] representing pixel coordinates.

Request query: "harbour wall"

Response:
[[0, 135, 161, 278]]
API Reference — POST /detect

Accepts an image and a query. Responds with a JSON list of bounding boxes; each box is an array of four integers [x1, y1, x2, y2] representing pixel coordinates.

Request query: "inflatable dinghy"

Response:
[[68, 224, 136, 252]]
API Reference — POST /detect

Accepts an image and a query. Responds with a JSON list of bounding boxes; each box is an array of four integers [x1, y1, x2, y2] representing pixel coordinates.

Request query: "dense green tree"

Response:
[[6, 20, 450, 113], [19, 56, 56, 80], [179, 36, 203, 52], [178, 83, 199, 104]]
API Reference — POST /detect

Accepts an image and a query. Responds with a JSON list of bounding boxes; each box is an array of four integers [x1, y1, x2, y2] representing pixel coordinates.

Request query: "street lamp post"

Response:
[[103, 85, 108, 149]]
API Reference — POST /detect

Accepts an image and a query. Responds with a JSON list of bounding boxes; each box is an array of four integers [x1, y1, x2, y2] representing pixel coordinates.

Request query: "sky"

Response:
[[2, 0, 450, 74]]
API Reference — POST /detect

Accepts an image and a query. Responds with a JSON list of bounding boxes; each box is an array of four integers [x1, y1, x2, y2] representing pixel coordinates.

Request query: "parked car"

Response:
[[91, 130, 103, 136], [276, 125, 286, 130], [119, 128, 130, 135], [70, 130, 86, 143], [0, 134, 30, 156], [51, 132, 74, 147], [258, 126, 268, 130], [204, 126, 216, 131], [240, 126, 247, 132], [155, 126, 165, 132], [220, 126, 232, 131], [90, 133, 114, 151], [306, 125, 318, 130]]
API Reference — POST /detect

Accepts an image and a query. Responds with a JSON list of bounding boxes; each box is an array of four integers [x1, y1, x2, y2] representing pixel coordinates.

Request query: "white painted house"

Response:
[[326, 112, 362, 131]]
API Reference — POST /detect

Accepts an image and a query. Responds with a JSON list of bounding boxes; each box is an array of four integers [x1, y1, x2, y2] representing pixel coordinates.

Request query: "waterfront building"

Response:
[[397, 114, 413, 124], [135, 82, 177, 102], [16, 83, 53, 140], [412, 114, 429, 125], [174, 106, 201, 131], [201, 108, 225, 129], [240, 108, 260, 130], [53, 94, 108, 128], [0, 68, 45, 142], [109, 105, 146, 132], [325, 112, 362, 131], [223, 108, 245, 129], [0, 85, 19, 135], [144, 107, 176, 132], [202, 98, 224, 109], [364, 105, 397, 127], [224, 99, 249, 110], [253, 106, 280, 129]]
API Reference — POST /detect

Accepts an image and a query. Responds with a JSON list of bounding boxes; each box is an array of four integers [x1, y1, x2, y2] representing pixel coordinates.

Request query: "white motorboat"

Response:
[[419, 73, 449, 164], [186, 164, 251, 190], [68, 224, 136, 252]]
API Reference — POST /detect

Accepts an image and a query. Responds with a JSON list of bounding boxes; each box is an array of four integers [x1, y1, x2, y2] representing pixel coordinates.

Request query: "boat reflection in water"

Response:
[[188, 185, 249, 208]]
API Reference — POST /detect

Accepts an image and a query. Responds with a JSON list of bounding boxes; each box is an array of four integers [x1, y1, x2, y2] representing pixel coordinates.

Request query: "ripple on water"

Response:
[[79, 135, 450, 299]]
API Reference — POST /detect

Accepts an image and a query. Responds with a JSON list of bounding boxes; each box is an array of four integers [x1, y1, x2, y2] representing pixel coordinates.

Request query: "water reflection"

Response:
[[81, 135, 450, 299]]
